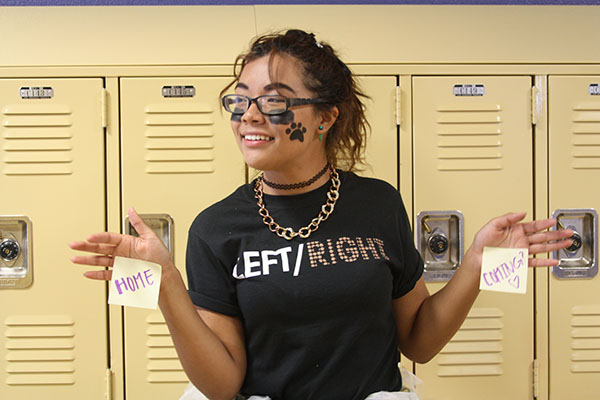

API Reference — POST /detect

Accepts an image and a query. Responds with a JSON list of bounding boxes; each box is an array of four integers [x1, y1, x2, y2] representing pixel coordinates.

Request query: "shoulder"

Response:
[[337, 170, 410, 225], [189, 182, 254, 237], [340, 170, 403, 202]]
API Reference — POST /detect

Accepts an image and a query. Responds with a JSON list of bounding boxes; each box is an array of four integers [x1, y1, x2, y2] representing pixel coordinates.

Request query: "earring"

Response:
[[319, 125, 324, 130], [319, 133, 323, 142]]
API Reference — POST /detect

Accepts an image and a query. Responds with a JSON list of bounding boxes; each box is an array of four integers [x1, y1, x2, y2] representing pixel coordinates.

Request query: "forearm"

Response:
[[400, 213, 570, 363], [404, 250, 482, 363], [158, 266, 245, 400]]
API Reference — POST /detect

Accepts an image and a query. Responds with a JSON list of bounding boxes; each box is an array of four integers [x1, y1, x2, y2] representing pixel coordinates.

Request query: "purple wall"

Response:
[[1, 0, 599, 5]]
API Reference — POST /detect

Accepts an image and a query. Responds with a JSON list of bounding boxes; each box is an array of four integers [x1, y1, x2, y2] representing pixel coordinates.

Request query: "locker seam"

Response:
[[409, 75, 416, 377], [117, 76, 127, 400], [410, 75, 415, 223], [252, 6, 258, 36], [102, 77, 112, 397], [100, 79, 112, 398], [396, 76, 400, 192], [544, 75, 550, 400], [530, 75, 538, 400]]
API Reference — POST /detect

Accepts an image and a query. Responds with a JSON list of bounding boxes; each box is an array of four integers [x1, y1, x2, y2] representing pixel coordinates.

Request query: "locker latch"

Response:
[[416, 211, 464, 281], [552, 208, 598, 279], [124, 213, 174, 261], [0, 216, 33, 289]]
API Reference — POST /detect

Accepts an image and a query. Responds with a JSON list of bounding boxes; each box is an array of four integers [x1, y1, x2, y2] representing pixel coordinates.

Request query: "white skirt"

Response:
[[179, 367, 423, 400], [179, 385, 419, 400]]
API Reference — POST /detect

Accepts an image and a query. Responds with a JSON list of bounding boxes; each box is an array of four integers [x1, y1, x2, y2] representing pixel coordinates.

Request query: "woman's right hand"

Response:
[[69, 207, 173, 281]]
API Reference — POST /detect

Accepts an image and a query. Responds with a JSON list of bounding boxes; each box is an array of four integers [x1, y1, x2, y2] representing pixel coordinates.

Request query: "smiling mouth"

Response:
[[243, 134, 274, 142]]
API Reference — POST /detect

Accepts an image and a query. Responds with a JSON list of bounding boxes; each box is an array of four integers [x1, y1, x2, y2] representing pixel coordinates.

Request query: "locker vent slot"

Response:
[[571, 103, 600, 170], [1, 104, 73, 176], [436, 104, 503, 171], [146, 313, 187, 383], [436, 307, 504, 377], [144, 103, 215, 174], [570, 305, 600, 373], [4, 315, 76, 385]]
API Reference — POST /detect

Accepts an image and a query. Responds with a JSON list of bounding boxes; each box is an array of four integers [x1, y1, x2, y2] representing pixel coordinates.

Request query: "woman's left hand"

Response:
[[469, 212, 573, 267]]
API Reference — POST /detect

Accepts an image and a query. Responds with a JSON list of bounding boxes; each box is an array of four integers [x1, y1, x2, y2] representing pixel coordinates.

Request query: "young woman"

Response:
[[70, 30, 572, 400]]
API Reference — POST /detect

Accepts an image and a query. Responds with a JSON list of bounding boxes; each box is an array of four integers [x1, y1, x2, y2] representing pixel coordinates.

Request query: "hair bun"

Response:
[[285, 29, 311, 39]]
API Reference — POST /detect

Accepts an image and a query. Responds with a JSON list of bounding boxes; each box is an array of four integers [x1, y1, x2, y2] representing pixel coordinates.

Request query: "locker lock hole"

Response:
[[566, 231, 582, 253], [428, 234, 449, 255], [0, 239, 20, 261], [558, 219, 583, 253]]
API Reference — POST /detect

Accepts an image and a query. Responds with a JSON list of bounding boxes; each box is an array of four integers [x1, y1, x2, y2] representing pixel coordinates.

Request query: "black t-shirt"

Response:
[[186, 171, 424, 400]]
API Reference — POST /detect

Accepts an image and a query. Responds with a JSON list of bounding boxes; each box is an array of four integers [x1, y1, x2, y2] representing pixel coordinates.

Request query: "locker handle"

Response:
[[124, 213, 174, 261], [552, 208, 598, 279], [416, 211, 464, 282], [0, 216, 33, 289], [421, 218, 432, 234]]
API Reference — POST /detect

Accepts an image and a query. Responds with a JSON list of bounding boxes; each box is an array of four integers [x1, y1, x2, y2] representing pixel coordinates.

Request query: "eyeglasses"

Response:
[[221, 94, 327, 116]]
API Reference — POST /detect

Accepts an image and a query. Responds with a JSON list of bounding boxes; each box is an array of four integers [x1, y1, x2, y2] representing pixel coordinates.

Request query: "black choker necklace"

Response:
[[262, 163, 330, 190]]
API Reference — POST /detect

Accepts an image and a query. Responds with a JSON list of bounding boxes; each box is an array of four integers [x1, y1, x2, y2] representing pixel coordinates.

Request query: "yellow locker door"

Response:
[[356, 75, 398, 188], [357, 75, 413, 373], [0, 79, 106, 399], [120, 77, 245, 399], [413, 76, 533, 400], [549, 76, 600, 400]]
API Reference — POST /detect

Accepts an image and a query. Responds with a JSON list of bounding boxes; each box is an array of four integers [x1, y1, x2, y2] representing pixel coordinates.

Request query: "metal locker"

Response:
[[413, 76, 534, 400], [0, 79, 107, 399], [548, 76, 600, 400], [119, 77, 246, 399]]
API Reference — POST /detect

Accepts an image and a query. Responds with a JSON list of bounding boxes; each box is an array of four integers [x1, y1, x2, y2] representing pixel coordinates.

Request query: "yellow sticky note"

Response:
[[480, 247, 528, 294], [108, 256, 162, 309]]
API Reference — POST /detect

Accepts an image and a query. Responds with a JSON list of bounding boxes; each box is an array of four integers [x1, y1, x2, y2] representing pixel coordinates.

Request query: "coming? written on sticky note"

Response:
[[108, 256, 162, 309], [480, 247, 529, 294]]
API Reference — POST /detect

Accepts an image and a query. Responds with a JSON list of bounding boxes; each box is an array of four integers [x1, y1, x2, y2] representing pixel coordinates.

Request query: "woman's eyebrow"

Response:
[[235, 82, 249, 90], [264, 82, 296, 94]]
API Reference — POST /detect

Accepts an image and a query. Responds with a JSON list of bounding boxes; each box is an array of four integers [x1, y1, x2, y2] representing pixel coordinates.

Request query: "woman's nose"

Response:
[[241, 101, 264, 123]]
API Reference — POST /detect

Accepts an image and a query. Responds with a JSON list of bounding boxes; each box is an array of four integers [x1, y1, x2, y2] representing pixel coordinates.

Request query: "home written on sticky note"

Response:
[[108, 256, 162, 309], [479, 247, 528, 294]]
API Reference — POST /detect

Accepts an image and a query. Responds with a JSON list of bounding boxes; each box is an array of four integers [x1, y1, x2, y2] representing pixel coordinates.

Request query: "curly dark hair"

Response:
[[220, 29, 370, 171]]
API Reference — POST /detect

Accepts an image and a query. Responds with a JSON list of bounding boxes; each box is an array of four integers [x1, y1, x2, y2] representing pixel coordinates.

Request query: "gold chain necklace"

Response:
[[254, 166, 341, 240]]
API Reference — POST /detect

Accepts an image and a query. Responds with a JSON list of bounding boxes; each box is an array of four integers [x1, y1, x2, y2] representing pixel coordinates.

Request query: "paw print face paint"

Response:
[[285, 122, 307, 142]]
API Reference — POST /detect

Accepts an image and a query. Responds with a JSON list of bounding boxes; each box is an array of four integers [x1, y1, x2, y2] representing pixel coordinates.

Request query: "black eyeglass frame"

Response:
[[221, 94, 328, 116]]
